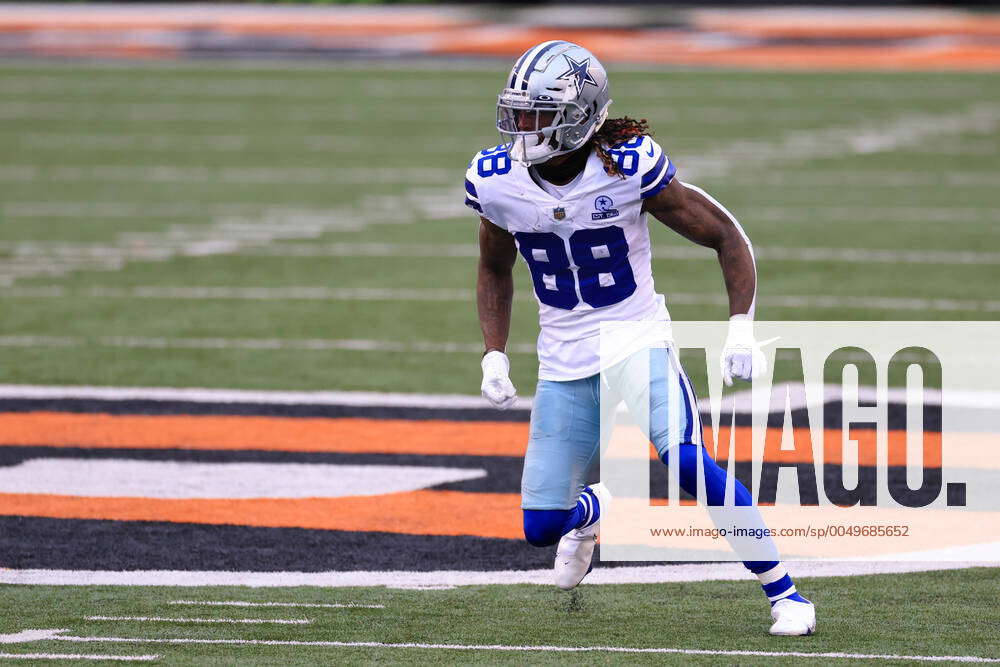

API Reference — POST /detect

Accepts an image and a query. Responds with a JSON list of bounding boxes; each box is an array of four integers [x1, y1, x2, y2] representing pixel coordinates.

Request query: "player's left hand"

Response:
[[720, 315, 771, 386]]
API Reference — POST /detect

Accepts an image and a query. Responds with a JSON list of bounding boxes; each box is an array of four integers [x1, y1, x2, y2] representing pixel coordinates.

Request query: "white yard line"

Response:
[[0, 101, 486, 124], [5, 286, 999, 312], [240, 242, 1000, 265], [0, 188, 465, 285], [0, 165, 452, 184], [0, 335, 535, 355], [5, 202, 997, 222], [0, 653, 159, 662], [678, 103, 1000, 182], [17, 132, 471, 154], [1, 561, 992, 588], [7, 631, 997, 662], [169, 600, 384, 609], [0, 103, 994, 290], [2, 383, 992, 412], [0, 384, 512, 409], [85, 616, 310, 625], [8, 236, 1000, 266], [722, 171, 1000, 188]]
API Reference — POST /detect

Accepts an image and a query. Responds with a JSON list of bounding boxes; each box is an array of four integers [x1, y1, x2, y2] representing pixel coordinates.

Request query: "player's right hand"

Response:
[[481, 350, 517, 410]]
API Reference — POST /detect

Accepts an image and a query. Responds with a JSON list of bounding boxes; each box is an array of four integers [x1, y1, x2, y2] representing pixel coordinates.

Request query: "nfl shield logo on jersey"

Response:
[[591, 195, 620, 220], [553, 207, 566, 220]]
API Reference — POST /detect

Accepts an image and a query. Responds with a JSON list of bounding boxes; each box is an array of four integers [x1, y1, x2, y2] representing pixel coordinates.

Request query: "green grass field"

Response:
[[2, 569, 999, 665], [1, 62, 998, 664], [1, 63, 998, 394]]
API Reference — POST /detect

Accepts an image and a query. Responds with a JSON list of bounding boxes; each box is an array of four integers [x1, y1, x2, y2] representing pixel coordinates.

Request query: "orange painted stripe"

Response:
[[0, 412, 948, 467], [0, 490, 523, 540], [0, 412, 529, 457]]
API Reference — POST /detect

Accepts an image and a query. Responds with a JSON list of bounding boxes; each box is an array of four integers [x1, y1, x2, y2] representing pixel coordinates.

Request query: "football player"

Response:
[[467, 41, 815, 636]]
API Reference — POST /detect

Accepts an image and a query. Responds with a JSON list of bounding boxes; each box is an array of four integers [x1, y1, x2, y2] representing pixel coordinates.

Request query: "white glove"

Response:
[[720, 314, 769, 387], [481, 350, 517, 410]]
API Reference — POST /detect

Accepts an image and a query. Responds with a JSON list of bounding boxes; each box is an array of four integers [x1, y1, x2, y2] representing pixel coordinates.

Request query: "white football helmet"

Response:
[[497, 41, 612, 166]]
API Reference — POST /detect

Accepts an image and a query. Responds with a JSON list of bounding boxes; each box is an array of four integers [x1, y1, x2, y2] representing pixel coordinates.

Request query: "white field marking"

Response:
[[2, 561, 993, 588], [0, 383, 531, 410], [1, 202, 261, 218], [0, 653, 160, 662], [0, 165, 452, 185], [17, 631, 1000, 662], [85, 616, 311, 625], [21, 132, 251, 152], [0, 101, 488, 124], [723, 171, 1000, 188], [0, 458, 486, 499], [1, 382, 991, 411], [746, 206, 1000, 224], [677, 103, 1000, 182], [17, 132, 472, 154], [16, 236, 1000, 267], [1, 105, 993, 286], [6, 202, 996, 224], [0, 102, 244, 121], [0, 187, 465, 286], [239, 241, 1000, 266], [0, 76, 479, 99], [0, 335, 538, 355], [6, 287, 999, 313], [169, 600, 385, 609], [625, 80, 991, 100], [1, 629, 71, 644], [4, 286, 474, 301]]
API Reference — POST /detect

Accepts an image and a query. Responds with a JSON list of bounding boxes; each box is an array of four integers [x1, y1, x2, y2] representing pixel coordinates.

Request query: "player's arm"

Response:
[[643, 179, 766, 385], [477, 217, 519, 409], [642, 178, 756, 316]]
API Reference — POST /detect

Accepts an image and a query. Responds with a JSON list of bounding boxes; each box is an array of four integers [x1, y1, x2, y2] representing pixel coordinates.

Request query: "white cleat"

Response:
[[554, 483, 611, 591], [769, 597, 816, 636]]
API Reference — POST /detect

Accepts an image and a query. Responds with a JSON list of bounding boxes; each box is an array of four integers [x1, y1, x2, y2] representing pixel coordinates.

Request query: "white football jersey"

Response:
[[465, 134, 676, 381]]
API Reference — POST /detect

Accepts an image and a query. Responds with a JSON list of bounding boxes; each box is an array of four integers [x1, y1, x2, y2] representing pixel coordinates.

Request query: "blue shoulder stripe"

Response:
[[519, 41, 566, 90], [640, 153, 666, 188], [640, 161, 676, 200], [464, 178, 478, 199], [464, 197, 483, 213]]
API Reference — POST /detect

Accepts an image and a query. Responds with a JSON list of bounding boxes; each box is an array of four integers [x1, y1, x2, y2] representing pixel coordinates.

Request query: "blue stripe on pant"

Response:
[[521, 347, 699, 511]]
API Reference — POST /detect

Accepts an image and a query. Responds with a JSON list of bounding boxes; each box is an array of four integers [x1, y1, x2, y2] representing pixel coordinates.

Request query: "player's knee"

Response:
[[522, 509, 573, 547], [660, 442, 702, 488], [661, 443, 718, 502]]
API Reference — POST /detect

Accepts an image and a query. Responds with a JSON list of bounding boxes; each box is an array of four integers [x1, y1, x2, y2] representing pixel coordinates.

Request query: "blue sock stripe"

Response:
[[579, 493, 592, 525], [587, 488, 600, 524], [762, 574, 794, 598], [745, 560, 780, 574]]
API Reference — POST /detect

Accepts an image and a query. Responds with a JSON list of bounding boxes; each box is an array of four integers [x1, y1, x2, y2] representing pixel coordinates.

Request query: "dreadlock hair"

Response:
[[591, 116, 651, 179]]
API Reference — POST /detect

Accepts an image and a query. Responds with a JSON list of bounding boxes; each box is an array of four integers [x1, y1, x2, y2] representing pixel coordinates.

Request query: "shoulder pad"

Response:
[[464, 145, 513, 224], [634, 135, 675, 199]]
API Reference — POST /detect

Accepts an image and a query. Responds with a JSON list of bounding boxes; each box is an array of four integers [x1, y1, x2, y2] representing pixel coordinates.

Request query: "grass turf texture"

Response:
[[0, 569, 998, 664], [1, 64, 999, 394]]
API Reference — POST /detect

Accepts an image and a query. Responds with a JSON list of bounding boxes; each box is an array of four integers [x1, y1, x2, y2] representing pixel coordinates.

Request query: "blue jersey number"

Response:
[[606, 136, 643, 177], [514, 226, 637, 309], [477, 145, 511, 178]]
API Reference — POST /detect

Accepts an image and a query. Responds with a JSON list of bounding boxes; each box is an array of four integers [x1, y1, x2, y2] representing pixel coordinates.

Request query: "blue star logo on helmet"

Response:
[[557, 55, 598, 89]]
